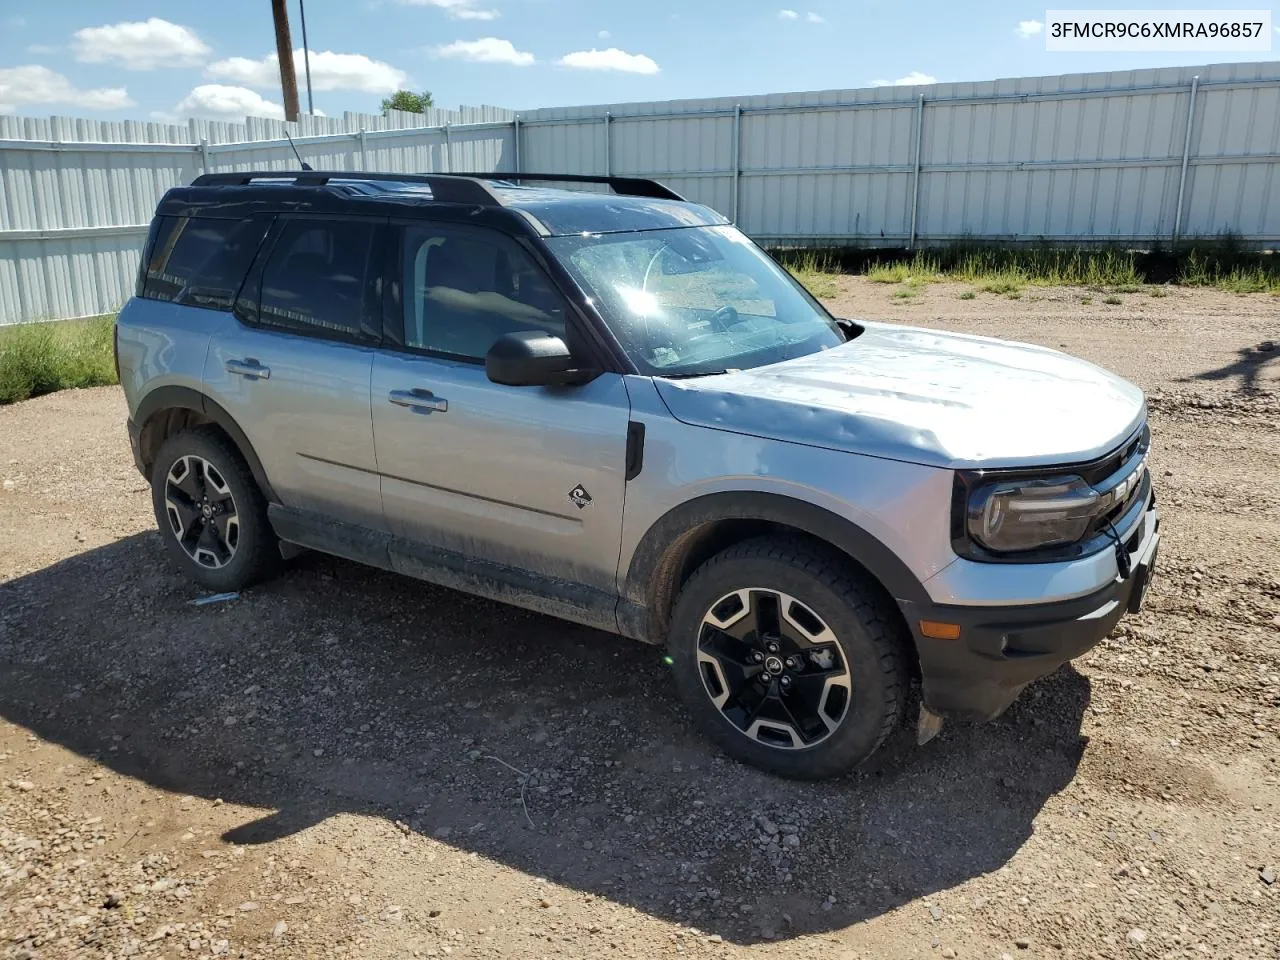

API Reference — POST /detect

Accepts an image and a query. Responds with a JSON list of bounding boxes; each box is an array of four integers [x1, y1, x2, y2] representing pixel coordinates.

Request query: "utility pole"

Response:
[[298, 0, 315, 115], [270, 0, 300, 122]]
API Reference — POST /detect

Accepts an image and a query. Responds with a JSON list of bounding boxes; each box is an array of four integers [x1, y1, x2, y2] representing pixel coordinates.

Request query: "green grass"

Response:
[[772, 240, 1280, 302], [0, 315, 117, 405], [779, 250, 841, 299], [1179, 251, 1280, 294], [957, 290, 976, 300], [1149, 286, 1170, 298], [1102, 295, 1123, 305], [859, 247, 1144, 297], [865, 254, 942, 287]]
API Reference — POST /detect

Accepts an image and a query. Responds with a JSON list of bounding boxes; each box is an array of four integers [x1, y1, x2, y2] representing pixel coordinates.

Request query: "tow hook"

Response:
[[917, 705, 944, 745]]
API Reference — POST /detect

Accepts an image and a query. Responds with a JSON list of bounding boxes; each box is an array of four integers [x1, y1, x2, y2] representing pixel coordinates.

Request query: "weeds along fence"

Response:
[[2, 59, 1279, 324]]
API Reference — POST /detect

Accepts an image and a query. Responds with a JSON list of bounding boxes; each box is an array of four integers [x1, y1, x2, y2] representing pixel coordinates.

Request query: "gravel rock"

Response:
[[3, 295, 1279, 960]]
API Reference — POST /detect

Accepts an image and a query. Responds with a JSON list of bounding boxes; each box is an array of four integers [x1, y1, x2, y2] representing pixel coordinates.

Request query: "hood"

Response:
[[653, 321, 1146, 469]]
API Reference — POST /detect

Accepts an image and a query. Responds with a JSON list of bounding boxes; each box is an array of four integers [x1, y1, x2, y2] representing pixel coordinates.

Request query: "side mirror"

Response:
[[485, 331, 594, 387]]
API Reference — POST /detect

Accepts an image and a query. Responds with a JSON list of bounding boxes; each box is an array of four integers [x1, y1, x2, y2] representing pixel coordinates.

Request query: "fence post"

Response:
[[513, 116, 521, 179], [199, 137, 210, 175], [443, 122, 451, 173], [731, 104, 742, 224], [908, 94, 925, 249], [358, 126, 367, 170], [604, 112, 612, 177], [1172, 75, 1200, 244]]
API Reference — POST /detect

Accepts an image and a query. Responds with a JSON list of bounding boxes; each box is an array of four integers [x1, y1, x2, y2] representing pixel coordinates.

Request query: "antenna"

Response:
[[283, 129, 313, 171]]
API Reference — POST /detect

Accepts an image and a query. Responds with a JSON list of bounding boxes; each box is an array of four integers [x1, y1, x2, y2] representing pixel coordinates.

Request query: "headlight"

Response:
[[967, 474, 1101, 552]]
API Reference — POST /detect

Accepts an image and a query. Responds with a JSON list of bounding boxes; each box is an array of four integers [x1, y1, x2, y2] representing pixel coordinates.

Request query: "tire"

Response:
[[667, 536, 909, 780], [150, 426, 279, 592]]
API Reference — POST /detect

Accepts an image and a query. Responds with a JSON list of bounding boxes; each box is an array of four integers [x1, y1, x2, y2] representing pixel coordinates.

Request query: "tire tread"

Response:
[[669, 535, 909, 778], [151, 426, 279, 590]]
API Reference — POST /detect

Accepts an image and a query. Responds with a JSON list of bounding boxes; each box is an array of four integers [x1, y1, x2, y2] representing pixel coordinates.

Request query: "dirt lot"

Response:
[[1, 279, 1278, 960]]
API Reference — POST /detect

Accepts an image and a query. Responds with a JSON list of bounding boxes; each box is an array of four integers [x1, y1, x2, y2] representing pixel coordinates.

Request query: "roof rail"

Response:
[[188, 171, 501, 205], [454, 172, 686, 202], [187, 170, 687, 204]]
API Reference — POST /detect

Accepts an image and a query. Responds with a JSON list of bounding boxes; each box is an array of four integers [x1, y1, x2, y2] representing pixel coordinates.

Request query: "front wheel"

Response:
[[667, 537, 910, 779]]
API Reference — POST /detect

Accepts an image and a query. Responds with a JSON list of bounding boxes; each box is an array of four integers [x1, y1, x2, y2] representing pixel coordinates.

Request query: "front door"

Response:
[[370, 221, 631, 622]]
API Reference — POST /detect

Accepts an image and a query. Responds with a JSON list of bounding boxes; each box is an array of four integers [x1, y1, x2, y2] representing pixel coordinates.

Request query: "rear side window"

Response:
[[142, 216, 269, 310], [256, 218, 381, 341]]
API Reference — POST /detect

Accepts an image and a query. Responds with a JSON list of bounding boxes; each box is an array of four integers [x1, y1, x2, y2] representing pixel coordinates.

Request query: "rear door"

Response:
[[370, 220, 632, 617], [202, 214, 387, 529]]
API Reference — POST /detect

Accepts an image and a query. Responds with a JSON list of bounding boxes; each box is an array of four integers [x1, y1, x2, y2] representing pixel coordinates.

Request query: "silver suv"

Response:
[[116, 171, 1160, 779]]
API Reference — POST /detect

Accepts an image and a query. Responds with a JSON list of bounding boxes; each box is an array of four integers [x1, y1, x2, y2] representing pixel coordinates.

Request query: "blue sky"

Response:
[[0, 0, 1277, 121]]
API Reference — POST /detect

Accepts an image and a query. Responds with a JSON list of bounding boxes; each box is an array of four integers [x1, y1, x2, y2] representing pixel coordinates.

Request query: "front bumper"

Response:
[[900, 507, 1160, 722]]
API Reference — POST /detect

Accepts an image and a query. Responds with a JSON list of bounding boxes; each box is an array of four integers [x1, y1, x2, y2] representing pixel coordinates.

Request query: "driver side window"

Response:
[[401, 225, 568, 361]]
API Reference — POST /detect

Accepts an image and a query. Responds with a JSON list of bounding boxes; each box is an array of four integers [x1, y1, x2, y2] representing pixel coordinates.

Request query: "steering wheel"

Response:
[[709, 305, 741, 334]]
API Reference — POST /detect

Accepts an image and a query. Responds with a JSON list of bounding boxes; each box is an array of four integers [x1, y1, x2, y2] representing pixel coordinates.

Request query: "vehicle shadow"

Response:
[[0, 533, 1091, 943], [1182, 342, 1277, 392]]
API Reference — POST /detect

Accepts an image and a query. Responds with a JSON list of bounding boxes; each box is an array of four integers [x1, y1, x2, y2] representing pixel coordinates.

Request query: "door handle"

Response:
[[388, 389, 448, 414], [225, 358, 271, 380]]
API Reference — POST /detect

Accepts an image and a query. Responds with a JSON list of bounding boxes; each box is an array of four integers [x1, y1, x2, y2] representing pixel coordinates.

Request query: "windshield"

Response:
[[545, 225, 845, 377]]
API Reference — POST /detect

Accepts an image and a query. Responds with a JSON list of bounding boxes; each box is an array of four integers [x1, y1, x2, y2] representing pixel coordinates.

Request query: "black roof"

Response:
[[164, 171, 728, 237]]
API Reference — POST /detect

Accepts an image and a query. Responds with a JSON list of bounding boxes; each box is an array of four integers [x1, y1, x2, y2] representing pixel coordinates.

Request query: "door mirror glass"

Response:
[[485, 331, 577, 386]]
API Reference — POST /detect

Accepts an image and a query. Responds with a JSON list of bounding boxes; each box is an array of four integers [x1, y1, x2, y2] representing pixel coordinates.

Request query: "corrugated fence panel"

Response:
[[0, 106, 515, 323], [5, 63, 1280, 323]]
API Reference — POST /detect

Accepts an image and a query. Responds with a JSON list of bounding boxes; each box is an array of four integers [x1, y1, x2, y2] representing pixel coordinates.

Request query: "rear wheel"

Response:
[[150, 427, 279, 592], [667, 537, 909, 779]]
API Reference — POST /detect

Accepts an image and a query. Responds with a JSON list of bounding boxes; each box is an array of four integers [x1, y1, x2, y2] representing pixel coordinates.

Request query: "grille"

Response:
[[1087, 423, 1151, 536]]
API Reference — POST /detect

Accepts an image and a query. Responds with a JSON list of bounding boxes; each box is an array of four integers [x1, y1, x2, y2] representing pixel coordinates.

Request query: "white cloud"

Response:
[[173, 84, 285, 120], [206, 49, 408, 93], [72, 18, 210, 70], [398, 0, 498, 20], [557, 48, 659, 74], [807, 12, 825, 23], [433, 37, 535, 66], [0, 65, 133, 113], [598, 29, 611, 39], [1016, 19, 1044, 38], [870, 71, 937, 87], [778, 9, 799, 19]]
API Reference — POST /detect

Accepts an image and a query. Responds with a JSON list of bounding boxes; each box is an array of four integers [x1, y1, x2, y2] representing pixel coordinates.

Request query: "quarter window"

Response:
[[258, 219, 381, 340], [401, 225, 567, 360], [142, 215, 268, 310]]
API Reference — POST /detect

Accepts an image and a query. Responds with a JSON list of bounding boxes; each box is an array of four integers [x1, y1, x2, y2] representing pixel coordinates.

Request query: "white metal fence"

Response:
[[2, 59, 1279, 325]]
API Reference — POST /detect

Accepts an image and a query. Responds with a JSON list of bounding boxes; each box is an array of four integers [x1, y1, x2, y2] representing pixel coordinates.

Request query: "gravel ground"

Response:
[[1, 279, 1278, 960]]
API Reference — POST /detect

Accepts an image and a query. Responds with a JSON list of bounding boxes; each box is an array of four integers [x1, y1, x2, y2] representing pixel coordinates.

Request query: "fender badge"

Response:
[[568, 484, 593, 509]]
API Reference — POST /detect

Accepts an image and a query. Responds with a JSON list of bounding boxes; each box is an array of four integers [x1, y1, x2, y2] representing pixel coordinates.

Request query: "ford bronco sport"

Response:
[[116, 171, 1160, 779]]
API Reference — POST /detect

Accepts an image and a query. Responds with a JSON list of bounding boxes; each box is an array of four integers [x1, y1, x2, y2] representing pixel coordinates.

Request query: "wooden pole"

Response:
[[271, 0, 301, 123]]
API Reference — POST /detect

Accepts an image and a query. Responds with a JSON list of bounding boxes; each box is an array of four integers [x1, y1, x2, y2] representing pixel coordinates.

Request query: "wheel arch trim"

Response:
[[134, 385, 277, 502], [620, 491, 930, 642]]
